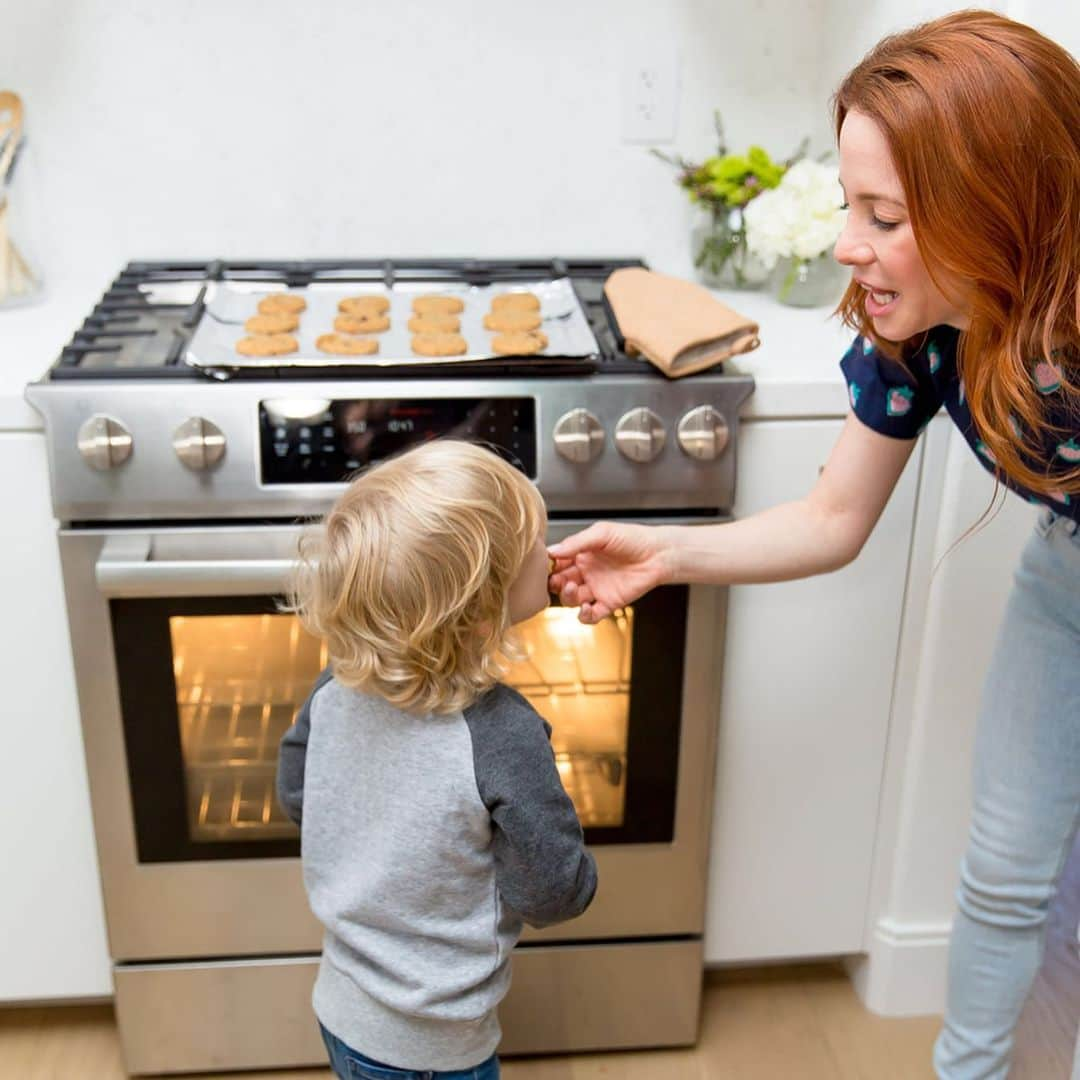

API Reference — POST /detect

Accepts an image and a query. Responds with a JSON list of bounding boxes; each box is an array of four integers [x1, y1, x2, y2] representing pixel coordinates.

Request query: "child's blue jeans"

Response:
[[319, 1023, 500, 1080], [933, 510, 1080, 1079]]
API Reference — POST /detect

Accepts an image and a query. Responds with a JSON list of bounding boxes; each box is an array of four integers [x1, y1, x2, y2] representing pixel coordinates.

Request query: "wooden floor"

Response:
[[0, 958, 1073, 1080], [4, 834, 1078, 1079], [0, 964, 939, 1080]]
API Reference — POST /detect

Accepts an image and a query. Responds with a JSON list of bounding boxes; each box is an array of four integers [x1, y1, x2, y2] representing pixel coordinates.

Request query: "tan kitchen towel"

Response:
[[604, 267, 760, 378]]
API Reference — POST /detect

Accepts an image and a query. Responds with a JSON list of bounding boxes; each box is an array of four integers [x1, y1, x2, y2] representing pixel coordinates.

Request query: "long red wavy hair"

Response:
[[833, 10, 1080, 498]]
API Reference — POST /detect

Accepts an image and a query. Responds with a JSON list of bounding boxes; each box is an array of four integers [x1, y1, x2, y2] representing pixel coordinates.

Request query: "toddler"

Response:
[[277, 438, 597, 1079]]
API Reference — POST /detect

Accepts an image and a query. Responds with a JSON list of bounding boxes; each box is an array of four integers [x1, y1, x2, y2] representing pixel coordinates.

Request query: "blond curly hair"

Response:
[[287, 439, 545, 715]]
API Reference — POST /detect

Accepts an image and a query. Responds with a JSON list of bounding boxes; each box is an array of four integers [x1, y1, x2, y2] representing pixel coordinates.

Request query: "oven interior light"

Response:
[[541, 606, 595, 649]]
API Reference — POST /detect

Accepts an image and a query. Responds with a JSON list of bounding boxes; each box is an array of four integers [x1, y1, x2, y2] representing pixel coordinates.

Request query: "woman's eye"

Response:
[[838, 200, 900, 230]]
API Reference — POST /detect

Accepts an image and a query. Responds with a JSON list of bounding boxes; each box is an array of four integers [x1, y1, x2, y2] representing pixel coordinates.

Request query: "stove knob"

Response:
[[173, 417, 226, 471], [77, 414, 133, 470], [614, 407, 666, 463], [676, 405, 730, 461], [553, 408, 604, 463]]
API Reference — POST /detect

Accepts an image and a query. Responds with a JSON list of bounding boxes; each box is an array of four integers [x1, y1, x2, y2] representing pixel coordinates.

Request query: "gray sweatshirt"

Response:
[[276, 673, 598, 1071]]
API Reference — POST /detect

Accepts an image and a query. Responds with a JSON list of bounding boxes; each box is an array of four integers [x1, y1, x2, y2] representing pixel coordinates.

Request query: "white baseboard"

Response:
[[844, 917, 952, 1017]]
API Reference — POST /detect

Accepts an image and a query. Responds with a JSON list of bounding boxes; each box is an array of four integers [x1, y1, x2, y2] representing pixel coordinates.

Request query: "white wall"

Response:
[[819, 0, 1006, 102], [1010, 0, 1080, 53], [7, 0, 1072, 295], [2, 0, 832, 293], [819, 0, 1079, 129]]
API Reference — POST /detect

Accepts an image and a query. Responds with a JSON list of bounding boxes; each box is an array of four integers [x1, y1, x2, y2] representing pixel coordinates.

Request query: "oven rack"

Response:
[[184, 762, 297, 841], [182, 746, 626, 841], [178, 699, 298, 768]]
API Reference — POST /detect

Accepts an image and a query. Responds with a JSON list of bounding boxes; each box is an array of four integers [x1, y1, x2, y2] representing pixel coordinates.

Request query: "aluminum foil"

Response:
[[185, 277, 600, 373]]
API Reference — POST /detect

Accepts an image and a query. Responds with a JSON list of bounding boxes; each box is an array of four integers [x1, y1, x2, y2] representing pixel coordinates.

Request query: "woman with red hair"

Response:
[[550, 11, 1078, 1077]]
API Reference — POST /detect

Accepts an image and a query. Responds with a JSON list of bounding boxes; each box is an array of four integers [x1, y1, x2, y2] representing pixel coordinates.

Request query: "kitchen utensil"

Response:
[[0, 90, 40, 305]]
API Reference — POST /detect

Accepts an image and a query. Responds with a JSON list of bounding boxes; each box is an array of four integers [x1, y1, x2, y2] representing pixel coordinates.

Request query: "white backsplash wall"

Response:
[[818, 0, 1004, 105], [5, 1, 1075, 291], [2, 0, 834, 288]]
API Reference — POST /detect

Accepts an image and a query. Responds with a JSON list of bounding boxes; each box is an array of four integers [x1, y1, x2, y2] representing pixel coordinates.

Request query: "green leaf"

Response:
[[653, 111, 799, 209]]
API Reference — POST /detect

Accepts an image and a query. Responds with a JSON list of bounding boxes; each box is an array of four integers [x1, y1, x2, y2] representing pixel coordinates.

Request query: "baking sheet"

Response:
[[184, 277, 600, 373]]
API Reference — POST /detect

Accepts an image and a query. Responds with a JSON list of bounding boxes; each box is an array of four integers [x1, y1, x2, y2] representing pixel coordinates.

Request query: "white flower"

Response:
[[744, 160, 848, 270]]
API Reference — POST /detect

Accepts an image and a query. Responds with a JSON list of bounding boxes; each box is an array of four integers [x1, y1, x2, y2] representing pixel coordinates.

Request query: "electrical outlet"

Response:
[[621, 50, 679, 144]]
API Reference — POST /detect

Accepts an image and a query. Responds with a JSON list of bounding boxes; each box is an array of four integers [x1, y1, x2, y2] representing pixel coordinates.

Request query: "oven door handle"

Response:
[[93, 517, 730, 597], [95, 534, 296, 598]]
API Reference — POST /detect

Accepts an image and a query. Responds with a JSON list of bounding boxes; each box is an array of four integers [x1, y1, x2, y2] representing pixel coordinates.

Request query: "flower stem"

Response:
[[778, 258, 801, 302]]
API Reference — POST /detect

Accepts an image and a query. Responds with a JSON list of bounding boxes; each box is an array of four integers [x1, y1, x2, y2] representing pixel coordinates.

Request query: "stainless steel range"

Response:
[[26, 258, 753, 1076]]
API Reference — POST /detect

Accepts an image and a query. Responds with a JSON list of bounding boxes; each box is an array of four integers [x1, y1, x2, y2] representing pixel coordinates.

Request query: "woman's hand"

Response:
[[547, 522, 671, 624], [547, 415, 918, 622]]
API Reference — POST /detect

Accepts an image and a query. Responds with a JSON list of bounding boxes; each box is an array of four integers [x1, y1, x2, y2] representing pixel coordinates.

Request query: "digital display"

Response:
[[259, 397, 537, 484]]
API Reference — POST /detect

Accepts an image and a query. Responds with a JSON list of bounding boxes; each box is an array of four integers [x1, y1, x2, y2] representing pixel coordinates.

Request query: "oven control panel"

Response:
[[258, 396, 537, 484]]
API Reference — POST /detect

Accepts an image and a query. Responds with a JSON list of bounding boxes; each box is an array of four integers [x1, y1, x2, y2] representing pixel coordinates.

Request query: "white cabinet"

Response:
[[705, 419, 921, 963], [0, 432, 111, 1000], [847, 424, 1039, 1015]]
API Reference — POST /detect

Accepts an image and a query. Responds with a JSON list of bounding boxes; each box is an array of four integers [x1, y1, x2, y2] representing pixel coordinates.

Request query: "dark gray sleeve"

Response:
[[275, 667, 335, 826], [465, 684, 598, 928]]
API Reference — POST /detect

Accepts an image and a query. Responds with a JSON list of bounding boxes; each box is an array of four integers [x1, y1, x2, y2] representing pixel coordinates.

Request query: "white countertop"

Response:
[[709, 287, 852, 421], [1, 279, 852, 434], [1, 279, 106, 431]]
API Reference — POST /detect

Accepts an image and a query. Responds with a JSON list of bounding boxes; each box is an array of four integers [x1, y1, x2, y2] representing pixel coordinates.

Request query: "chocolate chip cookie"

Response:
[[411, 332, 468, 357], [483, 309, 542, 333], [244, 312, 299, 334], [491, 291, 540, 312], [407, 313, 461, 334], [412, 295, 465, 316], [316, 333, 379, 356], [491, 330, 549, 356], [236, 333, 299, 357], [338, 295, 391, 316], [257, 294, 307, 316], [334, 312, 390, 334]]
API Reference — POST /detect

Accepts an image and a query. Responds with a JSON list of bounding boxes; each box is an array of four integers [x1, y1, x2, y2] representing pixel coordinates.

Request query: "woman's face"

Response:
[[834, 109, 968, 338]]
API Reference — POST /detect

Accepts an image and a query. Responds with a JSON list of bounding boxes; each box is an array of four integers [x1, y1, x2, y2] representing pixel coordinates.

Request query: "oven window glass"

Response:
[[505, 607, 632, 829], [169, 613, 326, 844], [112, 587, 685, 862]]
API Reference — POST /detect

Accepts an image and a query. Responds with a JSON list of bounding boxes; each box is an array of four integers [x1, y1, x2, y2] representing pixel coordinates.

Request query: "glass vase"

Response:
[[773, 254, 846, 308], [690, 206, 769, 291]]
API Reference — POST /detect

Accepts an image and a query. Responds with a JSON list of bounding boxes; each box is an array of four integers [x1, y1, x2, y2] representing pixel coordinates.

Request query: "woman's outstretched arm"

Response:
[[548, 414, 917, 622]]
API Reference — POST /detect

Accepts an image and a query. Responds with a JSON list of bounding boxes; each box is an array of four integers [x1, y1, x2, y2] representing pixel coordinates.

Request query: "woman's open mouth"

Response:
[[859, 280, 899, 317]]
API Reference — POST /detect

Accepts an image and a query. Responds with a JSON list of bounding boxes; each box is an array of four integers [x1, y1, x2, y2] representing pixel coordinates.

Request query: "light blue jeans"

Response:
[[934, 510, 1080, 1079]]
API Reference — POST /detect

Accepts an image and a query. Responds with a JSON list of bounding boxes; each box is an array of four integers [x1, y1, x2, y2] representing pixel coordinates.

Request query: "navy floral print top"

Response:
[[840, 326, 1079, 523]]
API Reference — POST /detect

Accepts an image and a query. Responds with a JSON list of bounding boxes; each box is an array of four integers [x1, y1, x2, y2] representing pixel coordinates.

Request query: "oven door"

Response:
[[59, 521, 725, 961]]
